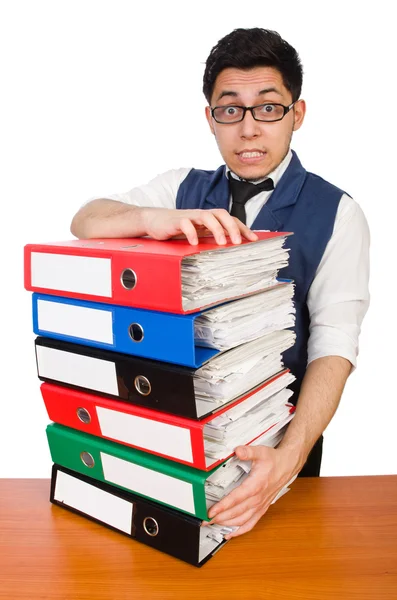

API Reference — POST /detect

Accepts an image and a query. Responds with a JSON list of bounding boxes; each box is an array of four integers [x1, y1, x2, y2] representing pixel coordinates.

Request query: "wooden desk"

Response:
[[0, 476, 396, 599]]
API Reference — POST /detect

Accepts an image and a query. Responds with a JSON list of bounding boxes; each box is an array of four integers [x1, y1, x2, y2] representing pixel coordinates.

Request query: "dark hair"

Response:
[[203, 28, 303, 104]]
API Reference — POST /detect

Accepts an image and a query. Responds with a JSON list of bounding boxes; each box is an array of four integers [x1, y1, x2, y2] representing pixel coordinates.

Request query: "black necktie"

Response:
[[229, 175, 274, 224]]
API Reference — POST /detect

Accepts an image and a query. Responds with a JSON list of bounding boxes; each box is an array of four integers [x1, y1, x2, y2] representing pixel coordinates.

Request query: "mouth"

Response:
[[236, 150, 266, 164]]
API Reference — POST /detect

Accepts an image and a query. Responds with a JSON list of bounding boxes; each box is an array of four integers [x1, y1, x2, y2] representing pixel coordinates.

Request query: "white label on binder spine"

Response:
[[37, 299, 114, 344], [97, 407, 193, 463], [36, 345, 119, 396], [31, 252, 112, 297], [101, 453, 195, 514], [54, 470, 133, 533]]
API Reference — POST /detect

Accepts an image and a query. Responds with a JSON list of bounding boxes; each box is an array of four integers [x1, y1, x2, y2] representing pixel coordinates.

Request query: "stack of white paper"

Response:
[[205, 424, 292, 506], [204, 376, 295, 460], [194, 283, 295, 350], [204, 523, 237, 544], [182, 235, 290, 311], [193, 330, 295, 416], [186, 239, 298, 535]]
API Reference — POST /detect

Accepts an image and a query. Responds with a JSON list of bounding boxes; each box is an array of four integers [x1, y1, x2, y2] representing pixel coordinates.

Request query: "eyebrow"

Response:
[[216, 87, 281, 102]]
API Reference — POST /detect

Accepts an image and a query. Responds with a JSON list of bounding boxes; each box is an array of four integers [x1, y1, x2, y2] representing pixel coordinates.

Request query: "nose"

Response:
[[239, 109, 261, 138]]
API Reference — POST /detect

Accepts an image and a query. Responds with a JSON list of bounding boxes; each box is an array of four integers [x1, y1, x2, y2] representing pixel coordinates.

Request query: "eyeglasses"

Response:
[[210, 101, 297, 124]]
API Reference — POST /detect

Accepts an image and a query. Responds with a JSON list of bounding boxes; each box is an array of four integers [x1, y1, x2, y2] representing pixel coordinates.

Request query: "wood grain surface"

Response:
[[0, 476, 396, 600]]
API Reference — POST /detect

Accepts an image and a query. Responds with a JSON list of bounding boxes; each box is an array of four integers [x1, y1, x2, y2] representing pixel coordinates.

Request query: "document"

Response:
[[194, 329, 296, 409], [194, 283, 295, 349], [182, 234, 290, 311], [204, 384, 295, 459]]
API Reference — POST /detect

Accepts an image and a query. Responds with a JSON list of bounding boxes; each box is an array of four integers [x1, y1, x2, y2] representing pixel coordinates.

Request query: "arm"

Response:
[[70, 199, 258, 246], [276, 355, 352, 472], [70, 169, 257, 245], [70, 198, 148, 239]]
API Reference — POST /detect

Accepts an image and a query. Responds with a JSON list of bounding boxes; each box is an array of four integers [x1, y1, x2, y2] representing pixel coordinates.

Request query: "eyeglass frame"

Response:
[[210, 101, 298, 124]]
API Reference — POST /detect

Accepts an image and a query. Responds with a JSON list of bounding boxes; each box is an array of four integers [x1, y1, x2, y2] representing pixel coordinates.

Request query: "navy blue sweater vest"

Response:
[[176, 151, 345, 403]]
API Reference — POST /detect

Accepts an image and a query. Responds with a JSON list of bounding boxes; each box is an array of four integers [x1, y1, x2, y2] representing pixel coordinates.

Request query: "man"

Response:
[[71, 28, 370, 538]]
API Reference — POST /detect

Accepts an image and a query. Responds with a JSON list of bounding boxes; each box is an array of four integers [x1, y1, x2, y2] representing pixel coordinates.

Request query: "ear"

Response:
[[205, 105, 216, 136], [292, 99, 306, 132]]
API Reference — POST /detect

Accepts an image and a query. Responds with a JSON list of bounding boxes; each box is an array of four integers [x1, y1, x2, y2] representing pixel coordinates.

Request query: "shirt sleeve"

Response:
[[86, 167, 192, 209], [307, 193, 370, 368]]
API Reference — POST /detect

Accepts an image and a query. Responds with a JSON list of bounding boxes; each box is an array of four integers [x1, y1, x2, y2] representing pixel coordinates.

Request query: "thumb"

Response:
[[235, 445, 257, 461]]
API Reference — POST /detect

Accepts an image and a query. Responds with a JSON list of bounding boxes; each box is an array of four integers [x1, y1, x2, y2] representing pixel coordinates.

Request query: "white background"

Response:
[[1, 1, 396, 477]]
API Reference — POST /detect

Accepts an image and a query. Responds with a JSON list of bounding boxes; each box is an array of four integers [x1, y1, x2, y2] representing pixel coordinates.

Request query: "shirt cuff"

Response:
[[307, 325, 359, 370]]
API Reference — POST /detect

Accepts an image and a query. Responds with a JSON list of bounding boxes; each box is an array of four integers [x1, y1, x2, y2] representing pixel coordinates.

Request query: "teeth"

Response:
[[240, 152, 264, 158]]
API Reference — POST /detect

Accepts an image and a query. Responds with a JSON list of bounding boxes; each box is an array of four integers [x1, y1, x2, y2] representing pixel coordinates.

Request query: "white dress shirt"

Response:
[[97, 150, 370, 368]]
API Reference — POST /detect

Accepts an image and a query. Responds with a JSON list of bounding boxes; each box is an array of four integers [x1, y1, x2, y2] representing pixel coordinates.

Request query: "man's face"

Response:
[[205, 66, 306, 180]]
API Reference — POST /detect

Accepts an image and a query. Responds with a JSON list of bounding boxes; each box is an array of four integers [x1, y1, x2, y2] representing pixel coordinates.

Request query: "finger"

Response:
[[235, 444, 264, 462], [208, 492, 262, 524], [178, 218, 199, 245], [224, 510, 266, 539], [194, 212, 227, 245], [234, 445, 277, 468], [209, 210, 242, 244], [211, 505, 259, 528], [212, 210, 259, 243], [233, 219, 259, 242], [208, 477, 260, 519]]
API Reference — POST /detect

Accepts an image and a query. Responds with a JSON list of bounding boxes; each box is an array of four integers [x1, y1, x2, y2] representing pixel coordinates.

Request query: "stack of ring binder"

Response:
[[24, 232, 298, 566]]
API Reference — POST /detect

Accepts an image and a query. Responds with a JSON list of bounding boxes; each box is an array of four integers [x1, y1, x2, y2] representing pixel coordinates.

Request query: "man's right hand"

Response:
[[70, 199, 258, 245], [141, 207, 258, 245]]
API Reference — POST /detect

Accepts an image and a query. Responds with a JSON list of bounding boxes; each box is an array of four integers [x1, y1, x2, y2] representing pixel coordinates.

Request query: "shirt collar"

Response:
[[225, 149, 292, 188]]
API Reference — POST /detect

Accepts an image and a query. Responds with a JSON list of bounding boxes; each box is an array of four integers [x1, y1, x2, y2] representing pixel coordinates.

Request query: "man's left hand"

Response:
[[207, 445, 298, 539]]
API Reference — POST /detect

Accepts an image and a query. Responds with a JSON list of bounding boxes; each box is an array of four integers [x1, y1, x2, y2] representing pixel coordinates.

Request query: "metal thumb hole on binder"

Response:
[[80, 452, 95, 468], [143, 517, 159, 537], [128, 323, 144, 342], [134, 375, 151, 396], [77, 407, 91, 424], [120, 268, 138, 290]]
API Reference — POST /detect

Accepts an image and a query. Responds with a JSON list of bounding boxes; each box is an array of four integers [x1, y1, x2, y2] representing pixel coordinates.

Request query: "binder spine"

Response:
[[32, 293, 203, 367], [25, 245, 184, 312], [46, 423, 210, 519], [35, 337, 200, 418], [51, 465, 221, 566], [41, 382, 201, 467]]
